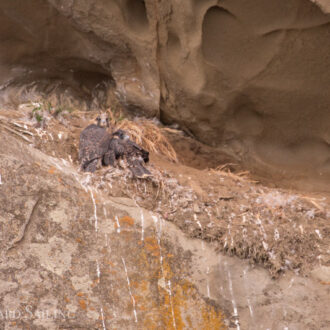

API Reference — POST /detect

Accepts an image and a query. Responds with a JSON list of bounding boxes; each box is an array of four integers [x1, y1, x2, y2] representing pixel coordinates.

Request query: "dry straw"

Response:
[[106, 108, 178, 162], [211, 163, 258, 183]]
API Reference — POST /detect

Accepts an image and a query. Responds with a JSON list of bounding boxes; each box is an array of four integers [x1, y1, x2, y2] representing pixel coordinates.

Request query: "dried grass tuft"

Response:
[[301, 196, 325, 212], [211, 163, 258, 183], [106, 108, 178, 162]]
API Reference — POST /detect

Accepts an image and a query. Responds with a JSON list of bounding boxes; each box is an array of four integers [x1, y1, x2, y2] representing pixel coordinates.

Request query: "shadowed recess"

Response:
[[124, 0, 149, 33]]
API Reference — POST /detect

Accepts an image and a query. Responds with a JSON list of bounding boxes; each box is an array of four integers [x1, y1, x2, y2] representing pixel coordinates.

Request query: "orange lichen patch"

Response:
[[130, 280, 139, 289], [64, 297, 70, 303], [151, 250, 160, 257], [161, 278, 225, 330], [132, 294, 142, 305], [76, 238, 82, 243], [162, 257, 174, 280], [57, 177, 63, 183], [128, 237, 226, 329], [138, 305, 148, 312], [144, 236, 161, 257], [48, 167, 56, 174], [119, 216, 135, 227], [79, 299, 87, 310], [200, 305, 225, 330], [144, 236, 158, 245], [162, 286, 184, 329], [77, 292, 85, 297], [321, 281, 330, 285]]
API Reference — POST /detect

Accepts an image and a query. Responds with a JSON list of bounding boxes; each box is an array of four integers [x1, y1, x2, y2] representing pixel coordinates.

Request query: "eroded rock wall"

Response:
[[0, 0, 160, 113], [157, 0, 330, 176], [0, 0, 329, 176]]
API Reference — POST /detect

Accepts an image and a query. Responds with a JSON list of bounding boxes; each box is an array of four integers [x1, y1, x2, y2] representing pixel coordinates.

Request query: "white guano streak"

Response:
[[100, 307, 106, 330], [121, 257, 138, 323], [225, 262, 241, 330], [96, 261, 101, 282], [89, 188, 98, 232], [115, 216, 121, 233], [140, 209, 145, 241], [167, 280, 177, 329]]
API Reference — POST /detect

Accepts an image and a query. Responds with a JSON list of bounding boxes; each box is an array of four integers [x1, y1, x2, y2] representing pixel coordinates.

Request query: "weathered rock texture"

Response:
[[0, 0, 329, 176], [0, 114, 329, 329], [0, 130, 226, 328]]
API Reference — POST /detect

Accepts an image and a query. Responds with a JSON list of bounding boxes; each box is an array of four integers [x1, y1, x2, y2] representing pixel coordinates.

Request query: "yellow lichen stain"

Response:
[[130, 280, 139, 289], [48, 167, 56, 174], [201, 305, 226, 330], [119, 216, 135, 227], [144, 236, 161, 257], [79, 299, 87, 310], [129, 233, 226, 329]]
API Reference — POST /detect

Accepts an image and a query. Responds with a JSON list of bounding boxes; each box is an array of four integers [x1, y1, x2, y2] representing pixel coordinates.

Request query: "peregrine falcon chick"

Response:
[[79, 113, 112, 172], [106, 129, 151, 178]]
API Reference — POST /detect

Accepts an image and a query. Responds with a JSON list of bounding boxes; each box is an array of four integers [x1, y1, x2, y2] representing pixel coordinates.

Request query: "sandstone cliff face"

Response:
[[0, 0, 329, 176], [0, 129, 228, 328], [1, 108, 329, 329]]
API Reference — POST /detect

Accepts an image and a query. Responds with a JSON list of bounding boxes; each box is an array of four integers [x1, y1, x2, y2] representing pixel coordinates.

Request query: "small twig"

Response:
[[219, 196, 234, 201], [301, 196, 325, 212], [11, 122, 34, 136], [7, 195, 42, 251], [216, 163, 238, 171], [1, 124, 33, 143]]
